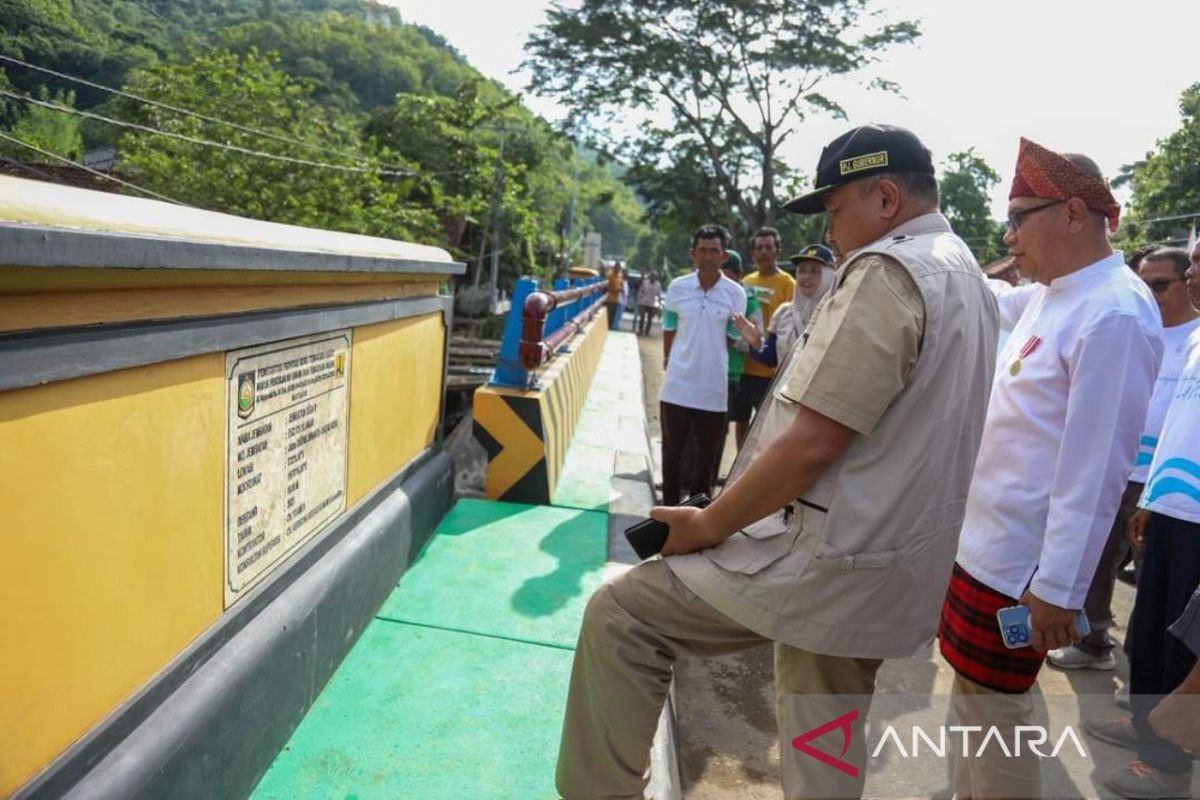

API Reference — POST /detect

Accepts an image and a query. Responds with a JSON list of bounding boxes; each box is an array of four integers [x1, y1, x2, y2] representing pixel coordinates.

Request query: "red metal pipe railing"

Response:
[[519, 283, 605, 370], [542, 305, 595, 352], [544, 284, 601, 305]]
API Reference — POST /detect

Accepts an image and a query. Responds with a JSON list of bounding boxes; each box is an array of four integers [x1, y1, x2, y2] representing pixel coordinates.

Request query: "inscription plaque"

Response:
[[224, 330, 351, 606]]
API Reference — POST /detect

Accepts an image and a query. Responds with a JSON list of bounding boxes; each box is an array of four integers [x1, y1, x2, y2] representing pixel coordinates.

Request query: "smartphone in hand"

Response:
[[997, 604, 1091, 649], [624, 493, 711, 560]]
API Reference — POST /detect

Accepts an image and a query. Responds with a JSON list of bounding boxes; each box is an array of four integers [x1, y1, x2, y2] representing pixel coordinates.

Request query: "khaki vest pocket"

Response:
[[708, 510, 798, 575], [808, 543, 899, 571]]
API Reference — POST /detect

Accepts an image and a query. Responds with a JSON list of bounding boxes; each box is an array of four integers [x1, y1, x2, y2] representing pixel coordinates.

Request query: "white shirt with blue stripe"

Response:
[[1130, 317, 1200, 483], [1141, 325, 1200, 524]]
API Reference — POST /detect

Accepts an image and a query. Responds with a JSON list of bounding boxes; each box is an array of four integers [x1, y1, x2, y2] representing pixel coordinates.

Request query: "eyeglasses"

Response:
[[1006, 200, 1064, 231], [1144, 277, 1186, 294]]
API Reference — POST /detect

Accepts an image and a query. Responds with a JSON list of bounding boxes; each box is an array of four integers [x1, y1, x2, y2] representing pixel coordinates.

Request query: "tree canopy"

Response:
[[0, 0, 649, 293], [113, 49, 437, 238], [1116, 82, 1200, 249], [939, 148, 1004, 264], [524, 0, 920, 239], [6, 0, 1192, 286]]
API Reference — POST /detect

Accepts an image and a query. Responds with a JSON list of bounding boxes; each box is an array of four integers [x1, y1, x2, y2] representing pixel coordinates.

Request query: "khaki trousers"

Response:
[[951, 673, 1042, 799], [556, 559, 882, 800]]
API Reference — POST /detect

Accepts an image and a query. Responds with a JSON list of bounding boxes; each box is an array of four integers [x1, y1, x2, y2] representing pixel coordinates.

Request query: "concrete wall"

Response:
[[0, 176, 464, 796]]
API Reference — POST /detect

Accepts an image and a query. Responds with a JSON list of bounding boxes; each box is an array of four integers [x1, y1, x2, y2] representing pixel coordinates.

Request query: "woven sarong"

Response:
[[939, 563, 1045, 693]]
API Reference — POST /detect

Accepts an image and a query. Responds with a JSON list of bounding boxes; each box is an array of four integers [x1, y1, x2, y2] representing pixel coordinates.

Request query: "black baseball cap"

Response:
[[783, 124, 935, 215], [788, 243, 836, 268]]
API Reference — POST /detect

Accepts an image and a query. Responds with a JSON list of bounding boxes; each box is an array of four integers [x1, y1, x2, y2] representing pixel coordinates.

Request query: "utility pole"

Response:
[[475, 125, 507, 292], [562, 119, 583, 268], [487, 126, 506, 310]]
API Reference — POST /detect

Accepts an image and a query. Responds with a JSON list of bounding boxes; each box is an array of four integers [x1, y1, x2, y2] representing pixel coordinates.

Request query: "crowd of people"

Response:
[[556, 123, 1200, 800], [602, 261, 664, 336]]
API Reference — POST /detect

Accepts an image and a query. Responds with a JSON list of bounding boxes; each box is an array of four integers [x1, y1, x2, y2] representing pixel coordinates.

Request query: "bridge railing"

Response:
[[490, 276, 605, 389]]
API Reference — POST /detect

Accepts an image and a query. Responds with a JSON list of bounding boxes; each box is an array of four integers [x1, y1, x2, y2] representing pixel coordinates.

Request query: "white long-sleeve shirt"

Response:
[[956, 252, 1163, 609]]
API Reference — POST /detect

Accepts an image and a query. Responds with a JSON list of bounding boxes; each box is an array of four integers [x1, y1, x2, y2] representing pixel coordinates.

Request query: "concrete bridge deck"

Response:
[[252, 332, 677, 799]]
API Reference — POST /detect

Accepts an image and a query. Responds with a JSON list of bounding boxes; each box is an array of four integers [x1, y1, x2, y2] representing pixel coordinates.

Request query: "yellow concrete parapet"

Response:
[[472, 309, 608, 504], [0, 176, 463, 795]]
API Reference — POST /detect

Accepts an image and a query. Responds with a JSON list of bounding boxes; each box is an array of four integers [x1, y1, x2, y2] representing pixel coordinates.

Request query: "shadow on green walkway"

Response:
[[511, 513, 605, 620], [378, 497, 607, 649]]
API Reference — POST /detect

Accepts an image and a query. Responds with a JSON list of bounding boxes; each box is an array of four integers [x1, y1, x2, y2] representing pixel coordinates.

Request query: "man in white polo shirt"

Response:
[[940, 139, 1163, 799], [659, 224, 747, 505]]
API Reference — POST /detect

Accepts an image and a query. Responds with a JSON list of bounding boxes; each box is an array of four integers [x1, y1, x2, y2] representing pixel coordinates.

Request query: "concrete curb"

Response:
[[587, 333, 682, 800]]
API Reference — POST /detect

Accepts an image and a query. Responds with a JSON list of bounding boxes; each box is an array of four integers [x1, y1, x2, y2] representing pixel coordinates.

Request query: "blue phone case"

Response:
[[997, 605, 1091, 649]]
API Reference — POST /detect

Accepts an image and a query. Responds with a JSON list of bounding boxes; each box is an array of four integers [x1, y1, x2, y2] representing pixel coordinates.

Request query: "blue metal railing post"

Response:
[[491, 276, 538, 388]]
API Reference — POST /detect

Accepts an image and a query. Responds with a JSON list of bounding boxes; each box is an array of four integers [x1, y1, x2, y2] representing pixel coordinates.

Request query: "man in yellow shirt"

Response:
[[735, 227, 795, 447], [604, 262, 627, 331]]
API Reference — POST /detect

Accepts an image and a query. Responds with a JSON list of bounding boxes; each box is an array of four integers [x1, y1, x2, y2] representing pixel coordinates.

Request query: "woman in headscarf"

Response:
[[734, 244, 837, 367]]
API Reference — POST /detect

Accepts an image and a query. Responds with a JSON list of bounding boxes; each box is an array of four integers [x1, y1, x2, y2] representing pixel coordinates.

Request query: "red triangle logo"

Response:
[[790, 708, 860, 778]]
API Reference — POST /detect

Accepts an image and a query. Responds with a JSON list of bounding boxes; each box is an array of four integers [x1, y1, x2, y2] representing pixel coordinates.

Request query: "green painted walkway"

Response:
[[252, 499, 608, 800], [253, 333, 653, 800]]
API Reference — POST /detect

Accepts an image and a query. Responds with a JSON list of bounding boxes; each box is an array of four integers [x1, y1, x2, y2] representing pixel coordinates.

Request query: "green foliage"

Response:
[[525, 0, 920, 233], [0, 0, 166, 106], [0, 71, 83, 160], [939, 148, 1004, 264], [113, 49, 439, 240], [365, 81, 647, 279], [214, 12, 480, 114], [0, 0, 652, 290], [621, 131, 824, 275], [1116, 83, 1200, 249], [623, 136, 741, 273], [4, 90, 84, 160], [0, 0, 409, 112], [579, 161, 645, 257]]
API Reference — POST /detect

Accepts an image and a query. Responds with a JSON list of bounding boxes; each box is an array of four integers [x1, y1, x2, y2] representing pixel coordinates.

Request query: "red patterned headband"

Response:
[[1010, 137, 1120, 233]]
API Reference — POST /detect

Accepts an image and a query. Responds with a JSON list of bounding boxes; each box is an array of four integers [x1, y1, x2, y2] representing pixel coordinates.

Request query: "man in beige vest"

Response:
[[555, 124, 999, 799]]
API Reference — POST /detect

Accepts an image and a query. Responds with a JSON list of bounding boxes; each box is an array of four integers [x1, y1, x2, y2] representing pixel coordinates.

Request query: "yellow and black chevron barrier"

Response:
[[473, 307, 608, 504]]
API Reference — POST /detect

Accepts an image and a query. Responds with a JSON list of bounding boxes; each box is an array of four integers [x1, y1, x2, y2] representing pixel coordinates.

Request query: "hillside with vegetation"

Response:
[[4, 1, 1194, 278], [0, 0, 649, 289]]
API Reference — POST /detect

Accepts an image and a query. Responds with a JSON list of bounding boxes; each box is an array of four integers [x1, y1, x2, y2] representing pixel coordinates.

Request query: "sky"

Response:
[[385, 0, 1198, 221]]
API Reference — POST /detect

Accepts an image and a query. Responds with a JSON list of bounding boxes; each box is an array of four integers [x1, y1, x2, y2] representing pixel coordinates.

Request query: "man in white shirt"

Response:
[[940, 139, 1163, 799], [658, 224, 746, 505], [1049, 247, 1200, 672], [634, 271, 662, 336]]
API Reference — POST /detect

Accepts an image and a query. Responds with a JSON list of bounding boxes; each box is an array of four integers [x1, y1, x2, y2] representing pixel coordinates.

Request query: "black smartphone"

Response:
[[624, 493, 711, 560]]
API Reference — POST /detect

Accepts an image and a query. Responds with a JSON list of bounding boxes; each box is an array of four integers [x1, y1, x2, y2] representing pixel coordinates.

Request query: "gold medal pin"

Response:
[[1010, 335, 1043, 377]]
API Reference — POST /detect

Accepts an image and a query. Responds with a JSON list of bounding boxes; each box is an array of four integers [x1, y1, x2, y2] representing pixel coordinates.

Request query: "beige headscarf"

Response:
[[775, 265, 837, 356]]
